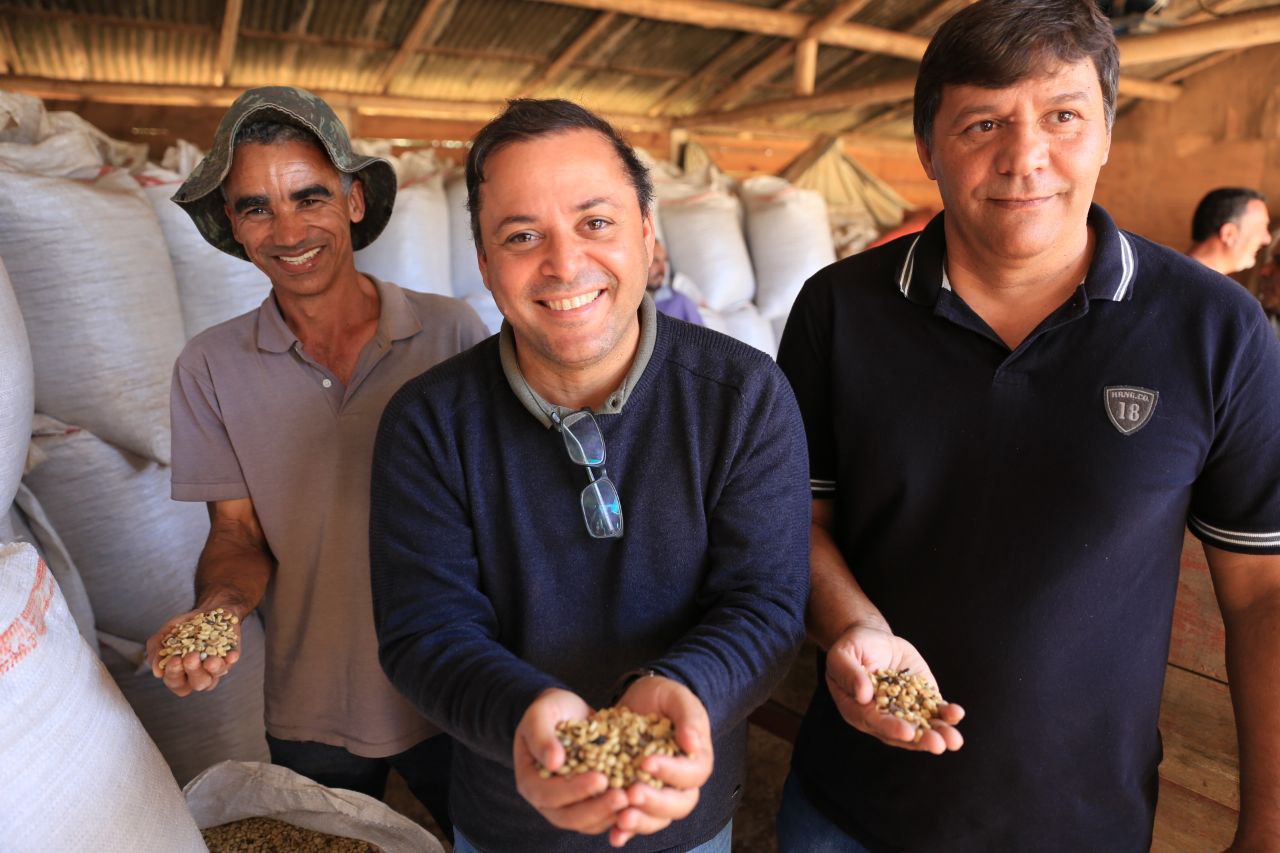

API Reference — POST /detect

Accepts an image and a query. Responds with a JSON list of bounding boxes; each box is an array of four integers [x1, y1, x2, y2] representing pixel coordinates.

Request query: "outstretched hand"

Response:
[[514, 688, 629, 837], [145, 608, 243, 697], [826, 624, 964, 755], [608, 675, 714, 848]]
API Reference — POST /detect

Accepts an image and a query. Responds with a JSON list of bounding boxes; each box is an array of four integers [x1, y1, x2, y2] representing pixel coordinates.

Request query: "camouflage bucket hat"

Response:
[[172, 85, 396, 261]]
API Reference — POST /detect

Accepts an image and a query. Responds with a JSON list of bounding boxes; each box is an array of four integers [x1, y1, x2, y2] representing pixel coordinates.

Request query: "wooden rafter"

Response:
[[703, 0, 873, 112], [0, 75, 671, 134], [794, 37, 817, 96], [527, 0, 931, 60], [677, 76, 917, 128], [646, 0, 806, 117], [779, 132, 837, 183], [278, 0, 316, 83], [822, 0, 972, 92], [213, 0, 243, 88], [1120, 7, 1280, 66], [521, 12, 618, 97], [374, 0, 450, 94]]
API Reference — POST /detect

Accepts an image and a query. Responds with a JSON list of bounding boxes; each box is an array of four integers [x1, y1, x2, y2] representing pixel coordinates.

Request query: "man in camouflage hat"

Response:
[[145, 86, 487, 839]]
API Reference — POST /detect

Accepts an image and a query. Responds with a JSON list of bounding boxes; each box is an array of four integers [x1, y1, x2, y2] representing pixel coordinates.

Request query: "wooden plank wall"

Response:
[[1152, 532, 1239, 851]]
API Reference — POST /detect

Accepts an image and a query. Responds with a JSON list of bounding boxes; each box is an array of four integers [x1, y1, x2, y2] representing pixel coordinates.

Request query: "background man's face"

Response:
[[647, 240, 669, 291], [223, 139, 364, 298], [916, 58, 1111, 263], [476, 128, 654, 374], [1227, 199, 1272, 273]]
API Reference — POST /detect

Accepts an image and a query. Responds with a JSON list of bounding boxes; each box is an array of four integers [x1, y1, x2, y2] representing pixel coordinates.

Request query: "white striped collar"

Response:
[[894, 205, 1138, 306]]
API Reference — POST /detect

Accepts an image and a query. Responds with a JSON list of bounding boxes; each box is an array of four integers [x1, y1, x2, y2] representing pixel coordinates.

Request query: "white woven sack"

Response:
[[186, 761, 444, 853], [0, 258, 32, 518], [8, 483, 97, 646], [446, 172, 487, 298], [702, 302, 777, 358], [657, 189, 756, 312], [23, 417, 209, 645], [0, 168, 185, 464], [356, 175, 452, 296], [138, 168, 271, 339], [106, 614, 269, 786], [463, 291, 504, 336], [0, 92, 51, 144], [0, 542, 205, 853], [741, 176, 836, 320]]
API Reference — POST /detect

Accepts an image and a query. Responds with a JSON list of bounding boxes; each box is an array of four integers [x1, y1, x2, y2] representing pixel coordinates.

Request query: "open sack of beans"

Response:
[[185, 760, 443, 853]]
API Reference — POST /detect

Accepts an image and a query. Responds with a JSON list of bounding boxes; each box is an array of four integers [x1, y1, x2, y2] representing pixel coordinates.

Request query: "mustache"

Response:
[[266, 240, 322, 255], [529, 271, 615, 298]]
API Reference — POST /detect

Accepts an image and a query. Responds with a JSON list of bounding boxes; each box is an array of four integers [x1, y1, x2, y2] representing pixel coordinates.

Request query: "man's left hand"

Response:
[[609, 674, 714, 848]]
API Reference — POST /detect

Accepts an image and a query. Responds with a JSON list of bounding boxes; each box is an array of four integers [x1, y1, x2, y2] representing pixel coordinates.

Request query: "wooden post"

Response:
[[213, 0, 244, 88], [794, 37, 817, 96]]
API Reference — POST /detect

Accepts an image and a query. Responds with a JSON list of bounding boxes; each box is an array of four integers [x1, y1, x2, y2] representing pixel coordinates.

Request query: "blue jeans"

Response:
[[454, 818, 732, 852], [775, 772, 872, 853], [266, 732, 452, 840]]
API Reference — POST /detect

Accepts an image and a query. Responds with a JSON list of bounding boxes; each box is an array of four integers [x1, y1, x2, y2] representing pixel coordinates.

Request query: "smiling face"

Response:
[[475, 128, 655, 380], [916, 58, 1111, 266], [222, 139, 365, 299]]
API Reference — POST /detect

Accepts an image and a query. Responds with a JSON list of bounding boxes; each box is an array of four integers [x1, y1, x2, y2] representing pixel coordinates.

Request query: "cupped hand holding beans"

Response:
[[826, 623, 965, 755], [515, 688, 630, 837], [607, 675, 713, 848], [146, 605, 243, 697]]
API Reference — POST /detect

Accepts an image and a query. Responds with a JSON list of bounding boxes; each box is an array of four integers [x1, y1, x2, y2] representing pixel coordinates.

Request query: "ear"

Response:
[[477, 245, 491, 293], [642, 208, 656, 260], [1219, 221, 1239, 247], [346, 178, 367, 224], [915, 134, 937, 181]]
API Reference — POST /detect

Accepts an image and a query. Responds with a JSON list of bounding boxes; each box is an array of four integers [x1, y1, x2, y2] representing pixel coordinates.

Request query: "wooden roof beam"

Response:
[[520, 11, 617, 97], [646, 0, 806, 117], [374, 0, 450, 94], [1118, 8, 1280, 66], [213, 0, 243, 88], [677, 76, 917, 128], [527, 0, 930, 61], [703, 0, 872, 111], [0, 75, 672, 134]]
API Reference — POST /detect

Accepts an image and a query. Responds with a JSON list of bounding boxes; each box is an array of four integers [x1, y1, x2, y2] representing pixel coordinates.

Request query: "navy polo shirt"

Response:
[[777, 204, 1280, 852]]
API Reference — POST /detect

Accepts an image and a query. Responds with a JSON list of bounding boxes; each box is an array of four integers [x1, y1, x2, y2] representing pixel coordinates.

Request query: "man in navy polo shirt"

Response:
[[776, 1, 1280, 850]]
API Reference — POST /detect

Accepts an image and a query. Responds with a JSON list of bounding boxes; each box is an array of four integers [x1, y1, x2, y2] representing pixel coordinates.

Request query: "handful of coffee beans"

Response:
[[539, 706, 684, 789], [870, 668, 942, 741], [156, 607, 239, 665]]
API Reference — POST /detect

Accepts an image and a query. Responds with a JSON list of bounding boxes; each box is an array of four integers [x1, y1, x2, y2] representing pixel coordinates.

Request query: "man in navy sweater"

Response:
[[369, 99, 810, 852], [776, 1, 1280, 850]]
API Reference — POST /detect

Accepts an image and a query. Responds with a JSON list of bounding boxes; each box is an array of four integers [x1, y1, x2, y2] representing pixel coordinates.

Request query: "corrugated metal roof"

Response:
[[3, 0, 1279, 133]]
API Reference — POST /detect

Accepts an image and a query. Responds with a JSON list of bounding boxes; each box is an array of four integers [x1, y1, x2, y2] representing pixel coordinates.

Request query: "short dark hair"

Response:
[[465, 99, 654, 250], [222, 120, 354, 198], [1191, 188, 1267, 243], [914, 0, 1119, 145]]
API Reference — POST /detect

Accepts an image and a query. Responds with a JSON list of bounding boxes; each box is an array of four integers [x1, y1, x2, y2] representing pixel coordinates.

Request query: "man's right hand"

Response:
[[145, 607, 243, 697], [514, 688, 629, 837], [826, 623, 965, 755]]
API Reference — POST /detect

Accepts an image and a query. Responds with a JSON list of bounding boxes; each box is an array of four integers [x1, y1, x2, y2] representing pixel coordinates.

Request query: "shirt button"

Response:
[[322, 378, 332, 388]]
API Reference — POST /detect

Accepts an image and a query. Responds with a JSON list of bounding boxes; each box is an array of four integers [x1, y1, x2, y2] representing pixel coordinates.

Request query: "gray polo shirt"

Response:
[[171, 276, 489, 757]]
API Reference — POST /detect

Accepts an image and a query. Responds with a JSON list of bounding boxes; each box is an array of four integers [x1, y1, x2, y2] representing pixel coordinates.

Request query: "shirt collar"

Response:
[[255, 274, 421, 353], [896, 203, 1138, 307], [501, 293, 659, 429]]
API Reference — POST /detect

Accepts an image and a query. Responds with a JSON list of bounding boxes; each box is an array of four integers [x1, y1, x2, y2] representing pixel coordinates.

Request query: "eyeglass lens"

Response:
[[556, 409, 622, 538], [559, 410, 606, 466]]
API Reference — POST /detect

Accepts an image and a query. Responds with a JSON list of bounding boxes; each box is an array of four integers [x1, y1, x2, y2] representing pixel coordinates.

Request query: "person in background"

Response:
[[369, 98, 809, 852], [1187, 187, 1272, 276], [646, 239, 703, 325], [145, 86, 487, 840], [776, 1, 1280, 850]]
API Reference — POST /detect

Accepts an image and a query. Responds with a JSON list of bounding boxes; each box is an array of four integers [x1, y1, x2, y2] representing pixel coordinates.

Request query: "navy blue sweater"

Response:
[[370, 315, 810, 852]]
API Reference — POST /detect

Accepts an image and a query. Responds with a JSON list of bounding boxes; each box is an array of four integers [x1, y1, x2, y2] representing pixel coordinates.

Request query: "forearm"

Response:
[[192, 512, 272, 618], [1224, 591, 1280, 848], [808, 505, 889, 650]]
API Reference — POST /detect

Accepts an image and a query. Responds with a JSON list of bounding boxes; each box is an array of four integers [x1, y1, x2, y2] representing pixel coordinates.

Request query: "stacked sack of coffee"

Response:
[[639, 148, 836, 357], [0, 90, 268, 785]]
